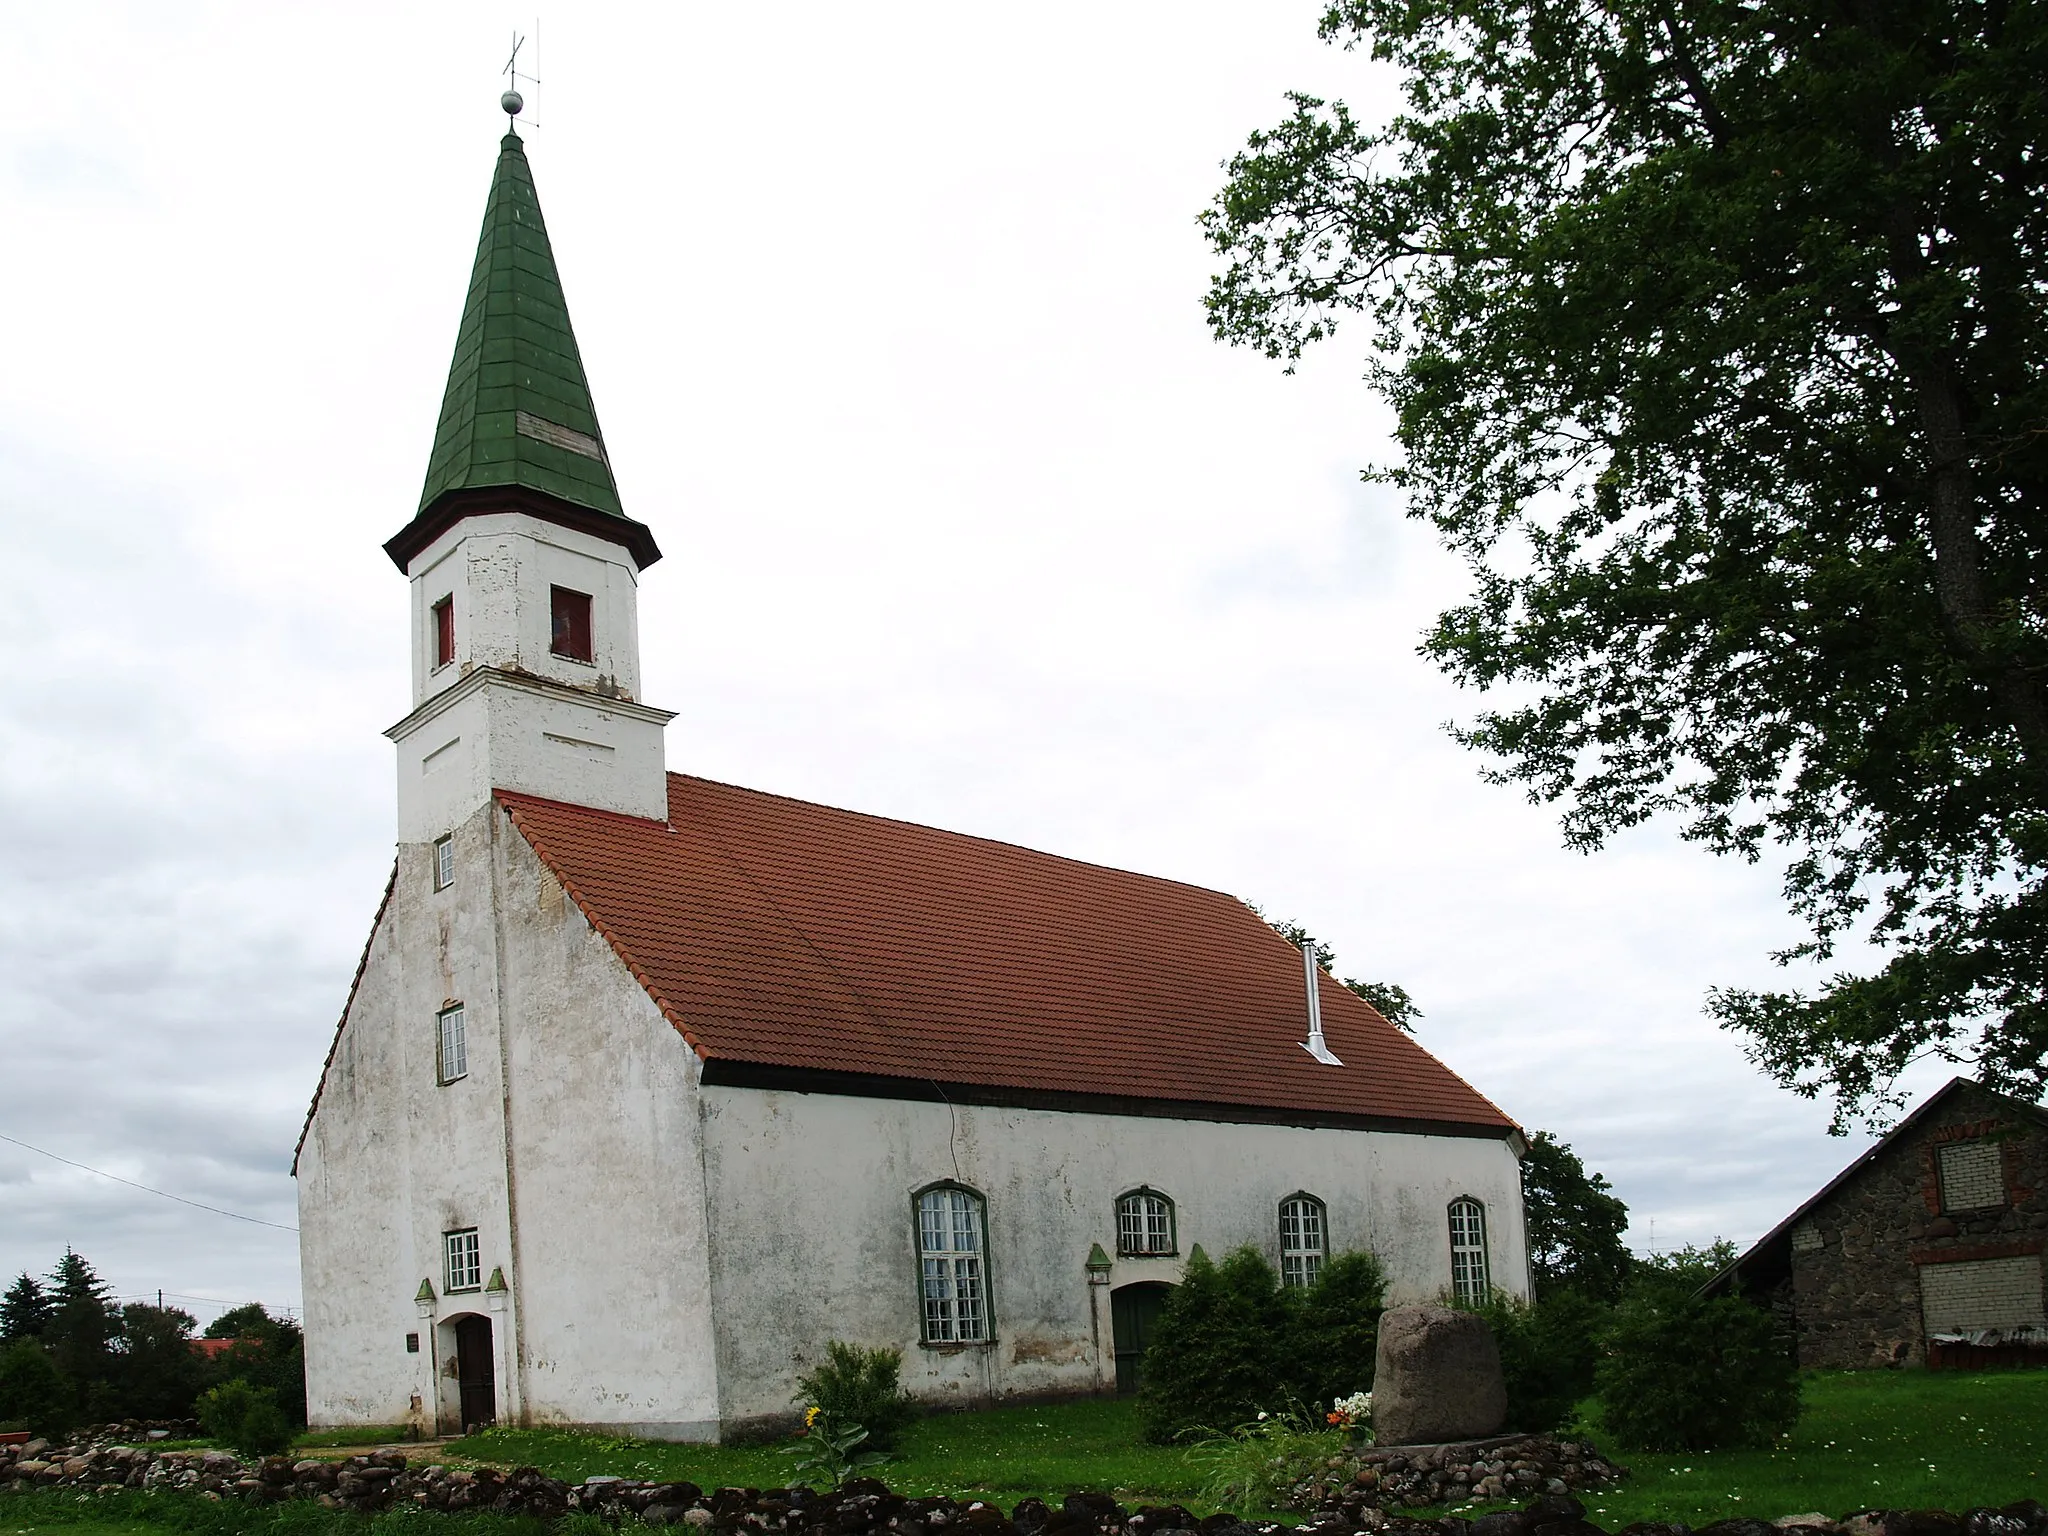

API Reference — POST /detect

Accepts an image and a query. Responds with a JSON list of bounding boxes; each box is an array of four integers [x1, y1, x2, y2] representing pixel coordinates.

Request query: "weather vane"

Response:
[[501, 27, 540, 125]]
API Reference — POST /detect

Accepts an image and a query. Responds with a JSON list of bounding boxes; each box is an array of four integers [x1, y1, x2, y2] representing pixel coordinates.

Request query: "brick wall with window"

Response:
[[1782, 1082, 2047, 1368]]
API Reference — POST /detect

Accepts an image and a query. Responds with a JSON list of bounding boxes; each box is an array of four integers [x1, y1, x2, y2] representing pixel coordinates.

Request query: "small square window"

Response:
[[431, 596, 456, 669], [445, 1229, 481, 1292], [437, 1004, 467, 1084], [405, 1332, 420, 1354], [550, 586, 593, 663], [433, 835, 454, 891]]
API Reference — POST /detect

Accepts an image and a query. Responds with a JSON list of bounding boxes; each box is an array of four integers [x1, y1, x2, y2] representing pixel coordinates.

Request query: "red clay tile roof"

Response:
[[497, 775, 1517, 1135]]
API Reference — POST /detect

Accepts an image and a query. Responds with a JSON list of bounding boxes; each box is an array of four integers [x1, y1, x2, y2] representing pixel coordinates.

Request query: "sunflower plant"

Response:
[[782, 1405, 891, 1491]]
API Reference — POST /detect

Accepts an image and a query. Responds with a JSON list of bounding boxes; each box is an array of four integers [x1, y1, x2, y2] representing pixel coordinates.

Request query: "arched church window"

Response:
[[1448, 1198, 1490, 1304], [916, 1184, 990, 1343], [1279, 1194, 1326, 1287], [1116, 1188, 1176, 1256]]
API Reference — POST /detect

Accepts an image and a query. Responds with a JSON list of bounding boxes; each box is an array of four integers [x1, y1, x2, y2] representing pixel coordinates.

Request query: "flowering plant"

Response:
[[1325, 1391, 1372, 1443], [781, 1405, 890, 1490]]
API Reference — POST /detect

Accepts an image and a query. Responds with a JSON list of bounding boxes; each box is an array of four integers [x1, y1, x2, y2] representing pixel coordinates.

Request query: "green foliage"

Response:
[[1257, 913, 1421, 1032], [197, 1378, 296, 1458], [1522, 1132, 1633, 1303], [780, 1407, 890, 1491], [0, 1252, 304, 1431], [2, 1272, 53, 1343], [1183, 1403, 1345, 1516], [205, 1304, 284, 1342], [1339, 980, 1421, 1032], [0, 1336, 69, 1435], [1293, 1251, 1387, 1413], [199, 1306, 308, 1428], [793, 1341, 915, 1450], [1207, 0, 2048, 1126], [115, 1304, 206, 1421], [1138, 1244, 1381, 1444], [44, 1248, 119, 1402], [1596, 1287, 1799, 1453], [1633, 1241, 1743, 1299], [1462, 1289, 1605, 1433], [1138, 1247, 1286, 1443]]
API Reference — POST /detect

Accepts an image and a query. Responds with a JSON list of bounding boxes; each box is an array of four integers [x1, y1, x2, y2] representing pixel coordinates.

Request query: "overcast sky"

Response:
[[0, 2, 1954, 1322]]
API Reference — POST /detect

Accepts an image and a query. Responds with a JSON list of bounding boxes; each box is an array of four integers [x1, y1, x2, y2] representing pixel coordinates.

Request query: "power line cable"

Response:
[[0, 1131, 298, 1233], [114, 1292, 299, 1319]]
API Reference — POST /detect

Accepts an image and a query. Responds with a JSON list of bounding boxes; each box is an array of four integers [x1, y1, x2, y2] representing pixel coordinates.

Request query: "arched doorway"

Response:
[[1110, 1282, 1173, 1396], [453, 1314, 496, 1430]]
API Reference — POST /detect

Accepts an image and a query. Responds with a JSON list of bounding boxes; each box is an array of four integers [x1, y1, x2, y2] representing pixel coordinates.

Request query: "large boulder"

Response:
[[1371, 1303, 1508, 1445]]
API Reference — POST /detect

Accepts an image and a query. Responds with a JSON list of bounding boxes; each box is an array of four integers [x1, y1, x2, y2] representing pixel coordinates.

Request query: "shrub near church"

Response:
[[1138, 1246, 1385, 1442]]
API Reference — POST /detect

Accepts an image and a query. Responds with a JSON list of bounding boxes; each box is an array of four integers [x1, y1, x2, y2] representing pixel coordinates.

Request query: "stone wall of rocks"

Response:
[[1787, 1083, 2048, 1370], [1288, 1436, 1624, 1513], [6, 1431, 2047, 1536]]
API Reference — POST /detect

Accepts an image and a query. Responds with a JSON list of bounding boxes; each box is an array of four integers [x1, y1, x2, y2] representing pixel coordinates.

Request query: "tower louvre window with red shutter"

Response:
[[432, 596, 455, 669], [551, 585, 593, 662]]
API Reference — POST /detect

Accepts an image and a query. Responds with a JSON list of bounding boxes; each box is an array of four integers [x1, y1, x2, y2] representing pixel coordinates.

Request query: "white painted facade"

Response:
[[386, 512, 674, 842], [298, 795, 1529, 1439], [302, 472, 1531, 1442]]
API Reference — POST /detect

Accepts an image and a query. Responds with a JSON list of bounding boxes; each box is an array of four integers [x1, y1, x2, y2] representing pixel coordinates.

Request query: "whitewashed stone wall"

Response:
[[697, 1088, 1528, 1431], [302, 802, 1529, 1442]]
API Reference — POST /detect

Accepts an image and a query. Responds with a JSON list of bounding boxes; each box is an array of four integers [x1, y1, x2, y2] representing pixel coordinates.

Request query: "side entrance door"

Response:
[[454, 1315, 497, 1431], [1110, 1282, 1172, 1396]]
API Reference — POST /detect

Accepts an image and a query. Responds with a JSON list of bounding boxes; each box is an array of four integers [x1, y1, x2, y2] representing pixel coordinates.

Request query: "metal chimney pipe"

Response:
[[1300, 938, 1343, 1066]]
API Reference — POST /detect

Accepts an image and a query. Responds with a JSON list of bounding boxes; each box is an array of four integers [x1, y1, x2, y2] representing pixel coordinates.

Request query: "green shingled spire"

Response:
[[417, 131, 623, 519]]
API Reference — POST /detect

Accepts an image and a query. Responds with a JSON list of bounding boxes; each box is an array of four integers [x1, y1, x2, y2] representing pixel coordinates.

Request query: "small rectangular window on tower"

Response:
[[432, 596, 455, 669], [433, 835, 454, 891], [550, 586, 594, 663], [444, 1228, 481, 1293], [437, 1004, 467, 1084]]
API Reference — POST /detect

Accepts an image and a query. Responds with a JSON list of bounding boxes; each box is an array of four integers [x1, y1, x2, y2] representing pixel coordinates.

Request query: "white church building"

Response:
[[294, 118, 1532, 1443]]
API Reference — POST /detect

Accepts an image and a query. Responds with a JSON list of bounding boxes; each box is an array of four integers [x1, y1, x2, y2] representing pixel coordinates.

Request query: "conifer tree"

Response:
[[0, 1273, 53, 1343], [42, 1249, 118, 1397]]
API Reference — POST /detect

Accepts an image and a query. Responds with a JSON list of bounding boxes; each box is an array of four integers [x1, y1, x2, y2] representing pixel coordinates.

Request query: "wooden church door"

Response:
[[1110, 1282, 1172, 1396], [454, 1315, 497, 1430]]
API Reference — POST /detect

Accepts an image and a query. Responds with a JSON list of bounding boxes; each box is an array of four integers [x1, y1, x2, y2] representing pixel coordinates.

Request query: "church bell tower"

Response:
[[383, 115, 673, 843]]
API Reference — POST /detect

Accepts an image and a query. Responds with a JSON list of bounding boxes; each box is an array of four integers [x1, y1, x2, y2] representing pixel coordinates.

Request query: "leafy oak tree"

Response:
[[1207, 1, 2048, 1127]]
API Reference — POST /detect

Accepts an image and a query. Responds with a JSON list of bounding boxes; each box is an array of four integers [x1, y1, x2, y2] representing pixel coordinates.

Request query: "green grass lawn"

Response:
[[8, 1367, 2047, 1536], [447, 1396, 1206, 1508], [444, 1369, 2048, 1519], [1565, 1368, 2048, 1526]]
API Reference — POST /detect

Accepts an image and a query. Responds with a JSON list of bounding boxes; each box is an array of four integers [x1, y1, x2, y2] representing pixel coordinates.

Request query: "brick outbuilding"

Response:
[[1706, 1078, 2048, 1369]]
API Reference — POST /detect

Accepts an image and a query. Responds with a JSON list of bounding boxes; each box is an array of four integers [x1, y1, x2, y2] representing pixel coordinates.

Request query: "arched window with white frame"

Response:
[[916, 1184, 991, 1343], [1278, 1193, 1327, 1287], [1448, 1197, 1490, 1304], [1116, 1188, 1176, 1257]]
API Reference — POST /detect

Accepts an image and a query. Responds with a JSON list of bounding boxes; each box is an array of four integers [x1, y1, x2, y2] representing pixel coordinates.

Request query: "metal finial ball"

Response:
[[501, 90, 524, 116]]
